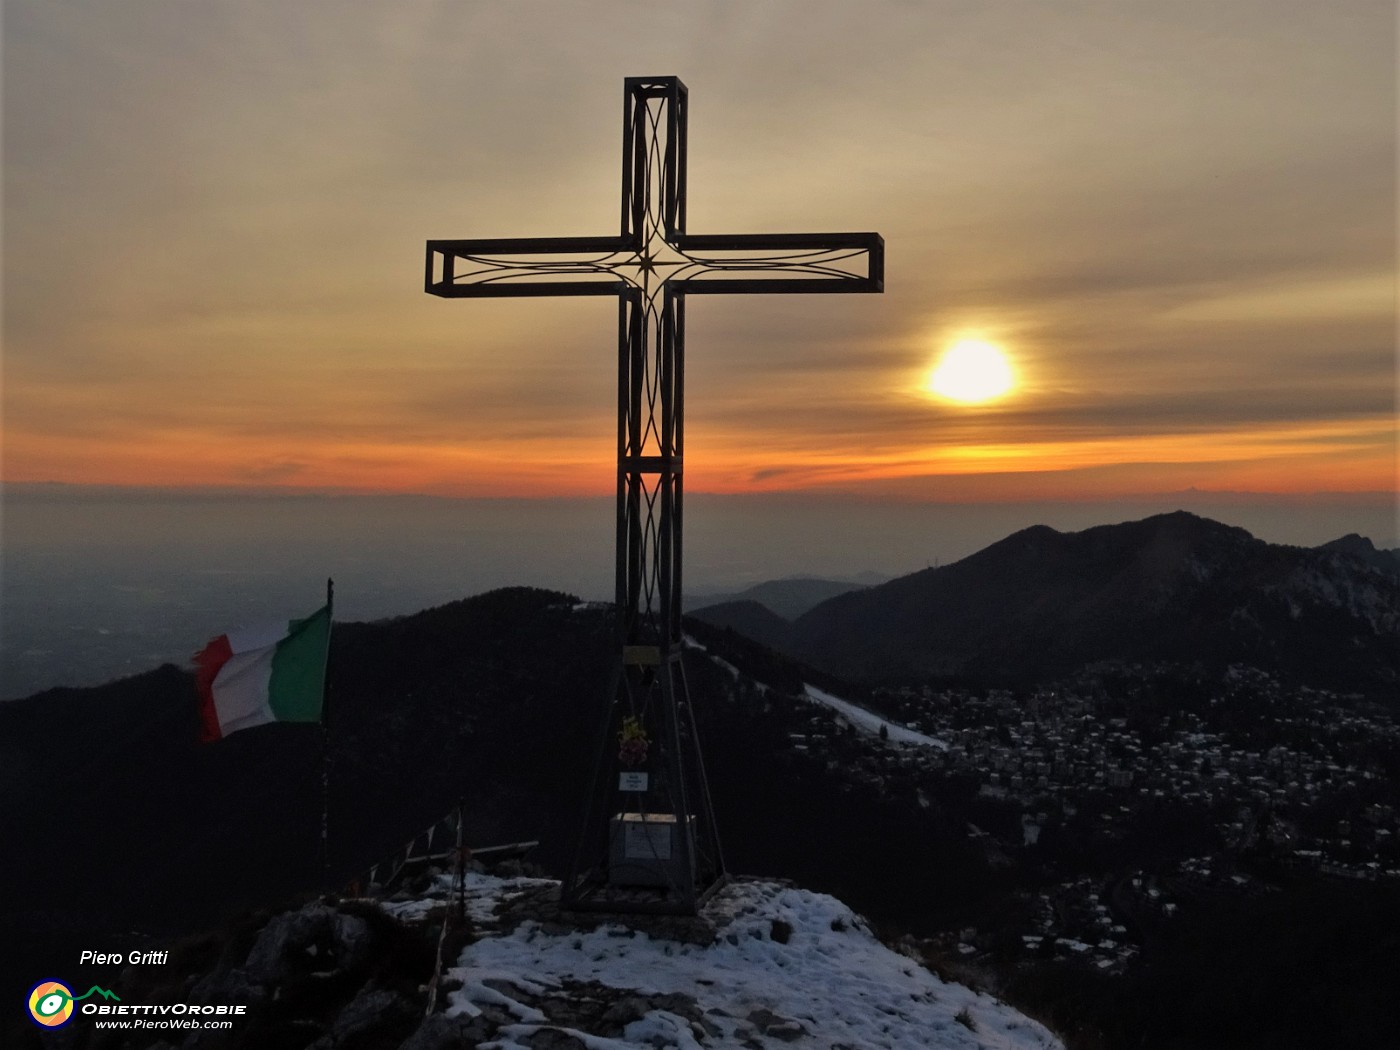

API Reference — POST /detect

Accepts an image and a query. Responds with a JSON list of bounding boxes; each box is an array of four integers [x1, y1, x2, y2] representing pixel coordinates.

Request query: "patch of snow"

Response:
[[445, 876, 1061, 1049], [379, 898, 441, 923], [802, 684, 949, 749], [623, 1011, 708, 1050]]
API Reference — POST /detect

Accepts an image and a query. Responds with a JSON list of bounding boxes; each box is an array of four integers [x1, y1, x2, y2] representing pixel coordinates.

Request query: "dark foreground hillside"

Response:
[[5, 583, 1400, 1049], [1, 590, 604, 999], [1, 589, 995, 1040]]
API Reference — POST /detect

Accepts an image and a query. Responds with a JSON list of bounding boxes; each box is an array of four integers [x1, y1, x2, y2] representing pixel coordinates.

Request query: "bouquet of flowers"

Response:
[[618, 715, 650, 767]]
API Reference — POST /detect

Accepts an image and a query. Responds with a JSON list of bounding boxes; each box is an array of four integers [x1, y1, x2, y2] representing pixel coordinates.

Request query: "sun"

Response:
[[925, 339, 1016, 404]]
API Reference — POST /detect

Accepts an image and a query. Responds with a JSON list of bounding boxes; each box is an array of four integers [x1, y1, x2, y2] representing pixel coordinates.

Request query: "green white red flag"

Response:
[[194, 603, 331, 742]]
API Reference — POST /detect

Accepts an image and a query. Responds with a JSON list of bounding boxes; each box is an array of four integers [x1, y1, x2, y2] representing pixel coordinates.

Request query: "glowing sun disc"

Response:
[[926, 339, 1015, 403]]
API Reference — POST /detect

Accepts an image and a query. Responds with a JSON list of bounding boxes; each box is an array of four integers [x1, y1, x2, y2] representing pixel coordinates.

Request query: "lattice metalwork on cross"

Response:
[[426, 76, 883, 914]]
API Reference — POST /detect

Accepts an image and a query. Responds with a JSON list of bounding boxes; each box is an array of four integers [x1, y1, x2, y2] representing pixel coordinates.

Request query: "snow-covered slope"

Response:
[[803, 684, 949, 749], [399, 873, 1061, 1049]]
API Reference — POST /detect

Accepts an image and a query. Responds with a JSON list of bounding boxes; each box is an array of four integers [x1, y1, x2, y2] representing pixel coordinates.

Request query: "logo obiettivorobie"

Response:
[[27, 980, 120, 1028]]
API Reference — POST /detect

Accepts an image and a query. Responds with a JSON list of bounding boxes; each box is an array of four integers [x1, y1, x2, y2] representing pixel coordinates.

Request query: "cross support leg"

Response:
[[562, 290, 724, 914]]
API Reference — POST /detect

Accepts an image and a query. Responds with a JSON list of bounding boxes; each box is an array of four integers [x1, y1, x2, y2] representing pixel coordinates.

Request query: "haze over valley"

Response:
[[4, 485, 1393, 700]]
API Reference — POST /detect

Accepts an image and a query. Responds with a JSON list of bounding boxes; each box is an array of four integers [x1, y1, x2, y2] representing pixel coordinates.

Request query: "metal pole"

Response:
[[455, 797, 467, 922], [321, 577, 334, 890]]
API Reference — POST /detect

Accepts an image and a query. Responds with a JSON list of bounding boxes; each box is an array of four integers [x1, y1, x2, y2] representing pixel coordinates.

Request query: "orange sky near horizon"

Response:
[[3, 1, 1396, 504]]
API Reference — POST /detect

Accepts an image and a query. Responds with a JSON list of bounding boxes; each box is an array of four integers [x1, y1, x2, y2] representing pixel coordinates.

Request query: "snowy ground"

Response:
[[433, 874, 1060, 1050], [802, 684, 949, 749], [684, 633, 947, 751]]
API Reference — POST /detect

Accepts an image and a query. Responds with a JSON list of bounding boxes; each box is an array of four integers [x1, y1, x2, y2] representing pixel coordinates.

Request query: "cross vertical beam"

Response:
[[427, 76, 883, 914]]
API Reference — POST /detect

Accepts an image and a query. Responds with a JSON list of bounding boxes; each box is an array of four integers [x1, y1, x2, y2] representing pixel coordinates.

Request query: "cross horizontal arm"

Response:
[[426, 236, 631, 298], [670, 231, 883, 294], [427, 231, 883, 299]]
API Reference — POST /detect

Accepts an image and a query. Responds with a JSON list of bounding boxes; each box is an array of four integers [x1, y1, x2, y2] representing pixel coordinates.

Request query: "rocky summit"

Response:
[[110, 870, 1063, 1050]]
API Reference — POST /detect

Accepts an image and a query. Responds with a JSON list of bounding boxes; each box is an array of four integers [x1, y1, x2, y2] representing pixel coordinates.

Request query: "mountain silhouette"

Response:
[[1318, 532, 1400, 574], [688, 598, 795, 651], [692, 512, 1398, 693], [685, 576, 869, 619]]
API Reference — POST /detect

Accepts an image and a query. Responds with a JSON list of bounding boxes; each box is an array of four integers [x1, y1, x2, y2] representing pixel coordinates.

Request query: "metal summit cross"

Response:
[[426, 76, 883, 914]]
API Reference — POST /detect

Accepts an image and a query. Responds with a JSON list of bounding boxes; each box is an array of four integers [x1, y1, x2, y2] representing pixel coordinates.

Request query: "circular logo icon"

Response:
[[27, 981, 75, 1028]]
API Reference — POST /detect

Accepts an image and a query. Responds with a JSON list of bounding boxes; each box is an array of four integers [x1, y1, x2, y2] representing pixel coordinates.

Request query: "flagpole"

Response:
[[321, 577, 334, 891]]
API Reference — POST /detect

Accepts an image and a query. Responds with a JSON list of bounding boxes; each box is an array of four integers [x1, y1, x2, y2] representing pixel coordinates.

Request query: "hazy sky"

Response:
[[4, 0, 1396, 502]]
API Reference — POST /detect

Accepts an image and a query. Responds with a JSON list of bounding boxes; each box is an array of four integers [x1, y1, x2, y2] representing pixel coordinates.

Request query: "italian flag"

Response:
[[195, 603, 332, 743]]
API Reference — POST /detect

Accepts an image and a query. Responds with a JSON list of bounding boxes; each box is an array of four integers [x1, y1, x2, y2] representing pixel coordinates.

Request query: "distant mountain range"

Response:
[[684, 574, 880, 619], [691, 511, 1399, 694]]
